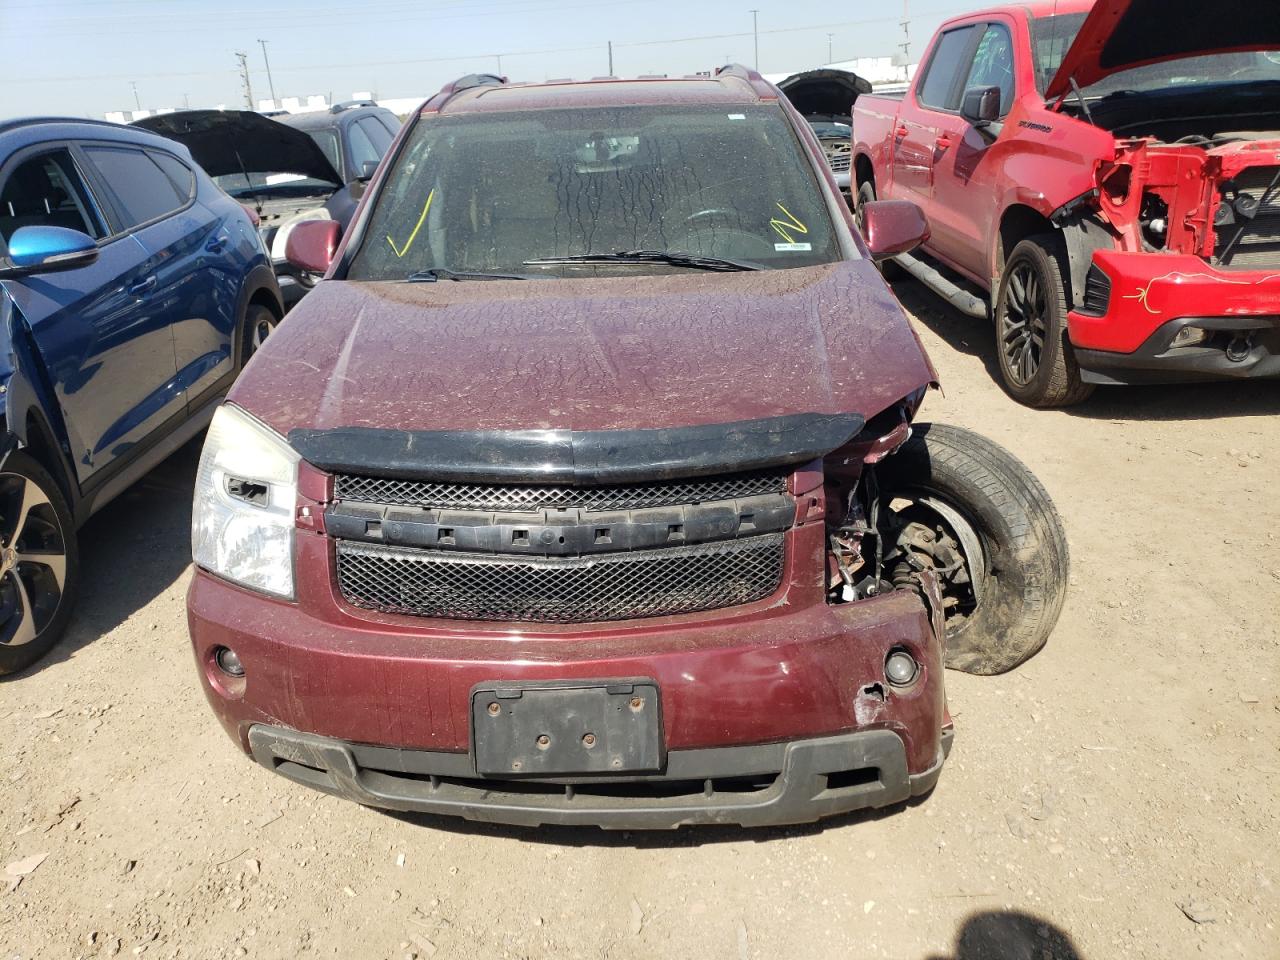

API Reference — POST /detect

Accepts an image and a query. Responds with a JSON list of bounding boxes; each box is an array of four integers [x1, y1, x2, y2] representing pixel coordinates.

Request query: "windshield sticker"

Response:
[[386, 187, 436, 258], [770, 202, 809, 245], [774, 242, 812, 252]]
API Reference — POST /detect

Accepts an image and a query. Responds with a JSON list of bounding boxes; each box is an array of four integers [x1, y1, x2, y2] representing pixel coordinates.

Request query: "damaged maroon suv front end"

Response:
[[187, 69, 1061, 828]]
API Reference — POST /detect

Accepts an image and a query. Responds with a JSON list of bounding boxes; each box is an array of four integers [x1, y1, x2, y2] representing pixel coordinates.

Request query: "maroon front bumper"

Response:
[[188, 521, 951, 828]]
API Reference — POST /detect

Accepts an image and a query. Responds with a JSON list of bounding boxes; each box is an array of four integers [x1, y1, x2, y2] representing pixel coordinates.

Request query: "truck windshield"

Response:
[[1032, 13, 1280, 98], [346, 104, 842, 280]]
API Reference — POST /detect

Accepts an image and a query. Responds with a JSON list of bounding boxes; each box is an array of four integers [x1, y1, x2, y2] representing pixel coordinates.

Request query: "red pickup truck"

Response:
[[853, 0, 1280, 406]]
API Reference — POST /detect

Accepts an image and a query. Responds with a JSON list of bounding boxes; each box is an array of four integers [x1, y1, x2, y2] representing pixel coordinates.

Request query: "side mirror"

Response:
[[960, 85, 1002, 126], [285, 220, 342, 275], [0, 226, 99, 277], [860, 200, 930, 261], [358, 160, 379, 182]]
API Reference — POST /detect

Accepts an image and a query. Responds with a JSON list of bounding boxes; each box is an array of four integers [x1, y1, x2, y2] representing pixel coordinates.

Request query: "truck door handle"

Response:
[[206, 234, 230, 253], [127, 275, 157, 297], [895, 125, 909, 139], [934, 135, 954, 150]]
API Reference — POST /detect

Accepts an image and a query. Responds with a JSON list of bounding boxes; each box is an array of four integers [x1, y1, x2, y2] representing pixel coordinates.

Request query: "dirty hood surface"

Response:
[[232, 260, 935, 449], [1045, 0, 1280, 99], [133, 110, 342, 186]]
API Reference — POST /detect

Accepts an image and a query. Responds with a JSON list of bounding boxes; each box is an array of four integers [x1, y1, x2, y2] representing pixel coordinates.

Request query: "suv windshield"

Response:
[[347, 103, 842, 280], [1032, 13, 1280, 98]]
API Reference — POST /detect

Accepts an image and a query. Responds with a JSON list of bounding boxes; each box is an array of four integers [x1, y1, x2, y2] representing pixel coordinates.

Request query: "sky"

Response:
[[1, 0, 989, 119]]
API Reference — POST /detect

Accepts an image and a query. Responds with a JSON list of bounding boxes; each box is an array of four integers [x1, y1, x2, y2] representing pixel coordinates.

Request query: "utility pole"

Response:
[[235, 52, 254, 110], [130, 81, 140, 110], [257, 39, 277, 105], [899, 0, 911, 66], [827, 33, 833, 64], [750, 9, 759, 70], [607, 40, 613, 75], [496, 54, 503, 74]]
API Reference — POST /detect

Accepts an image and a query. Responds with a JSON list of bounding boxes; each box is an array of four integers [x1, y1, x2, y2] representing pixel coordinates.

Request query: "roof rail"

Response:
[[713, 64, 777, 100], [422, 73, 508, 114]]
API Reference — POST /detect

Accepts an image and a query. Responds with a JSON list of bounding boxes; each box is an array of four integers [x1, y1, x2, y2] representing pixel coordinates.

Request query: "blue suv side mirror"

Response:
[[1, 225, 100, 277]]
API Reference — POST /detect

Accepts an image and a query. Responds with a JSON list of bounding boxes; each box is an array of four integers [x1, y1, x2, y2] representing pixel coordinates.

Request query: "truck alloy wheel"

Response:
[[244, 304, 279, 360], [994, 235, 1093, 407], [0, 452, 79, 675], [874, 423, 1069, 675]]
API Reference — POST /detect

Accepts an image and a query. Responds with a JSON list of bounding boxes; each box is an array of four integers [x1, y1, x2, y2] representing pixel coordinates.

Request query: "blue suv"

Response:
[[0, 118, 282, 674]]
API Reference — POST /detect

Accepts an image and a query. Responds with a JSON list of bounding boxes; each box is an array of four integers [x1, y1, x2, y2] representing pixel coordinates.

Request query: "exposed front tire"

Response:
[[875, 423, 1069, 675], [0, 451, 79, 676], [995, 235, 1094, 407]]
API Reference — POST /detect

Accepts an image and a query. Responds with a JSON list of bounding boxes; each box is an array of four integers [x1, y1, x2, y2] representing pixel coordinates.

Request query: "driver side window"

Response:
[[963, 24, 1016, 117], [0, 149, 104, 245]]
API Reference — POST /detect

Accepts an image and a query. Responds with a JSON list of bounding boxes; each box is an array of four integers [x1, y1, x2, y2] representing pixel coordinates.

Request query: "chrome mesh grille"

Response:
[[823, 141, 852, 173], [336, 534, 785, 623], [333, 470, 789, 513]]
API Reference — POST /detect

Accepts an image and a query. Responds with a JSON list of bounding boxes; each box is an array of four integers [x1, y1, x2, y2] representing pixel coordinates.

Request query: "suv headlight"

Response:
[[192, 404, 300, 599]]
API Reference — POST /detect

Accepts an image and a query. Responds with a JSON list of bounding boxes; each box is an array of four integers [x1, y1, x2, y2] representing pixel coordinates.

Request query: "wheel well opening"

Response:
[[998, 206, 1055, 272], [855, 155, 874, 190], [21, 409, 75, 507], [248, 287, 283, 321]]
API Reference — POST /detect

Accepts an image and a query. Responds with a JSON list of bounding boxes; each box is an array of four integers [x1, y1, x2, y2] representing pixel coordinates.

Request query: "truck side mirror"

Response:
[[0, 225, 99, 277], [285, 220, 342, 275], [960, 85, 1002, 126], [860, 200, 930, 261]]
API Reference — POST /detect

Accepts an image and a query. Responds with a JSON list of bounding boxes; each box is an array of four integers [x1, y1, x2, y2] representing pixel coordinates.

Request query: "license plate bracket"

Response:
[[471, 679, 663, 777]]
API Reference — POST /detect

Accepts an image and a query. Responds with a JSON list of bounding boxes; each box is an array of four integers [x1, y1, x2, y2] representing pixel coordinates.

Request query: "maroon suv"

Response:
[[187, 68, 1069, 829]]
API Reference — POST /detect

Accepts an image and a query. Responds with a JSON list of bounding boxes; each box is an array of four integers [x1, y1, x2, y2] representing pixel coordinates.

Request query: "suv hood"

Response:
[[132, 110, 342, 186], [1046, 0, 1280, 99], [231, 262, 935, 474], [778, 69, 871, 121]]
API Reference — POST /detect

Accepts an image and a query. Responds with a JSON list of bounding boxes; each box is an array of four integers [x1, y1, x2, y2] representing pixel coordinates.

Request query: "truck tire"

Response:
[[0, 451, 80, 676], [994, 235, 1094, 407], [875, 423, 1069, 675]]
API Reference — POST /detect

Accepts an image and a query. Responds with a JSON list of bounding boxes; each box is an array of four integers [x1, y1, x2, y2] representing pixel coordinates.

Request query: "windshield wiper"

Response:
[[406, 268, 528, 282], [523, 250, 764, 272]]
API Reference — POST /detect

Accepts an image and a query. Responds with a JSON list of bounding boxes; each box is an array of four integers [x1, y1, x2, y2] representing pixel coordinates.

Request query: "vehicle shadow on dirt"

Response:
[[892, 276, 1280, 423], [923, 910, 1083, 960], [6, 442, 201, 679], [384, 794, 935, 848]]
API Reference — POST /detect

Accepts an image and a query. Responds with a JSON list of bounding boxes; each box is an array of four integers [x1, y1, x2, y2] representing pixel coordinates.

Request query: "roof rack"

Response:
[[422, 73, 508, 114], [714, 63, 777, 100], [330, 99, 379, 113]]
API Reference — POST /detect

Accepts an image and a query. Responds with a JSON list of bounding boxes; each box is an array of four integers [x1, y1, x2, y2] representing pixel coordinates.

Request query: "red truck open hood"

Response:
[[1045, 0, 1280, 100], [231, 262, 935, 454]]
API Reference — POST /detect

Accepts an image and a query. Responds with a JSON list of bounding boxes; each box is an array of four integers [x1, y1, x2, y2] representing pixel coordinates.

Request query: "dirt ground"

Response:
[[2, 276, 1278, 960]]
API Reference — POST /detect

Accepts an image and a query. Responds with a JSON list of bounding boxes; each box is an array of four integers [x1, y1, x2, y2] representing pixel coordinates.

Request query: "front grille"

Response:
[[823, 140, 852, 173], [1080, 264, 1112, 317], [1215, 166, 1280, 270], [333, 469, 789, 513], [336, 534, 785, 623]]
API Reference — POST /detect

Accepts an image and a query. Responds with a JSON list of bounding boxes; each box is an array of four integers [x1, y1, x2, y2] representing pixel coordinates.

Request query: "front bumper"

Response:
[[1069, 250, 1280, 383], [188, 520, 950, 827], [247, 724, 951, 829]]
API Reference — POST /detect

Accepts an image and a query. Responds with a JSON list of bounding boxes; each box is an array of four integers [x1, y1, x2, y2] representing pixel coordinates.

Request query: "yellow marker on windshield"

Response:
[[770, 202, 809, 244], [387, 188, 436, 258]]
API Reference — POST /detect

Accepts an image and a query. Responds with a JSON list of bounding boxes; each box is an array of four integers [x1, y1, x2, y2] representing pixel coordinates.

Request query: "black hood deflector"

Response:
[[133, 109, 342, 186], [288, 412, 864, 484]]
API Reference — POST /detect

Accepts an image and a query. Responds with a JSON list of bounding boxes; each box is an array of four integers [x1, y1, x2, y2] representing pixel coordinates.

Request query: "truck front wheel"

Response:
[[994, 235, 1093, 407]]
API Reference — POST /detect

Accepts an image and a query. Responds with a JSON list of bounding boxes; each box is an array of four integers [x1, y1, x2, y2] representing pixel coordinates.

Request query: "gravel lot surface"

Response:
[[2, 277, 1278, 960]]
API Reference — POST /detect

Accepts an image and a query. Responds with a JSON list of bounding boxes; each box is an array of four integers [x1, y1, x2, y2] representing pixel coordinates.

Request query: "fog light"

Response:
[[1169, 326, 1210, 349], [214, 646, 245, 678], [885, 650, 919, 687]]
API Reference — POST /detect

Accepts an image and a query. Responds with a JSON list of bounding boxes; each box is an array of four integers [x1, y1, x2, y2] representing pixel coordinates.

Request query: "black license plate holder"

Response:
[[472, 679, 662, 777]]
